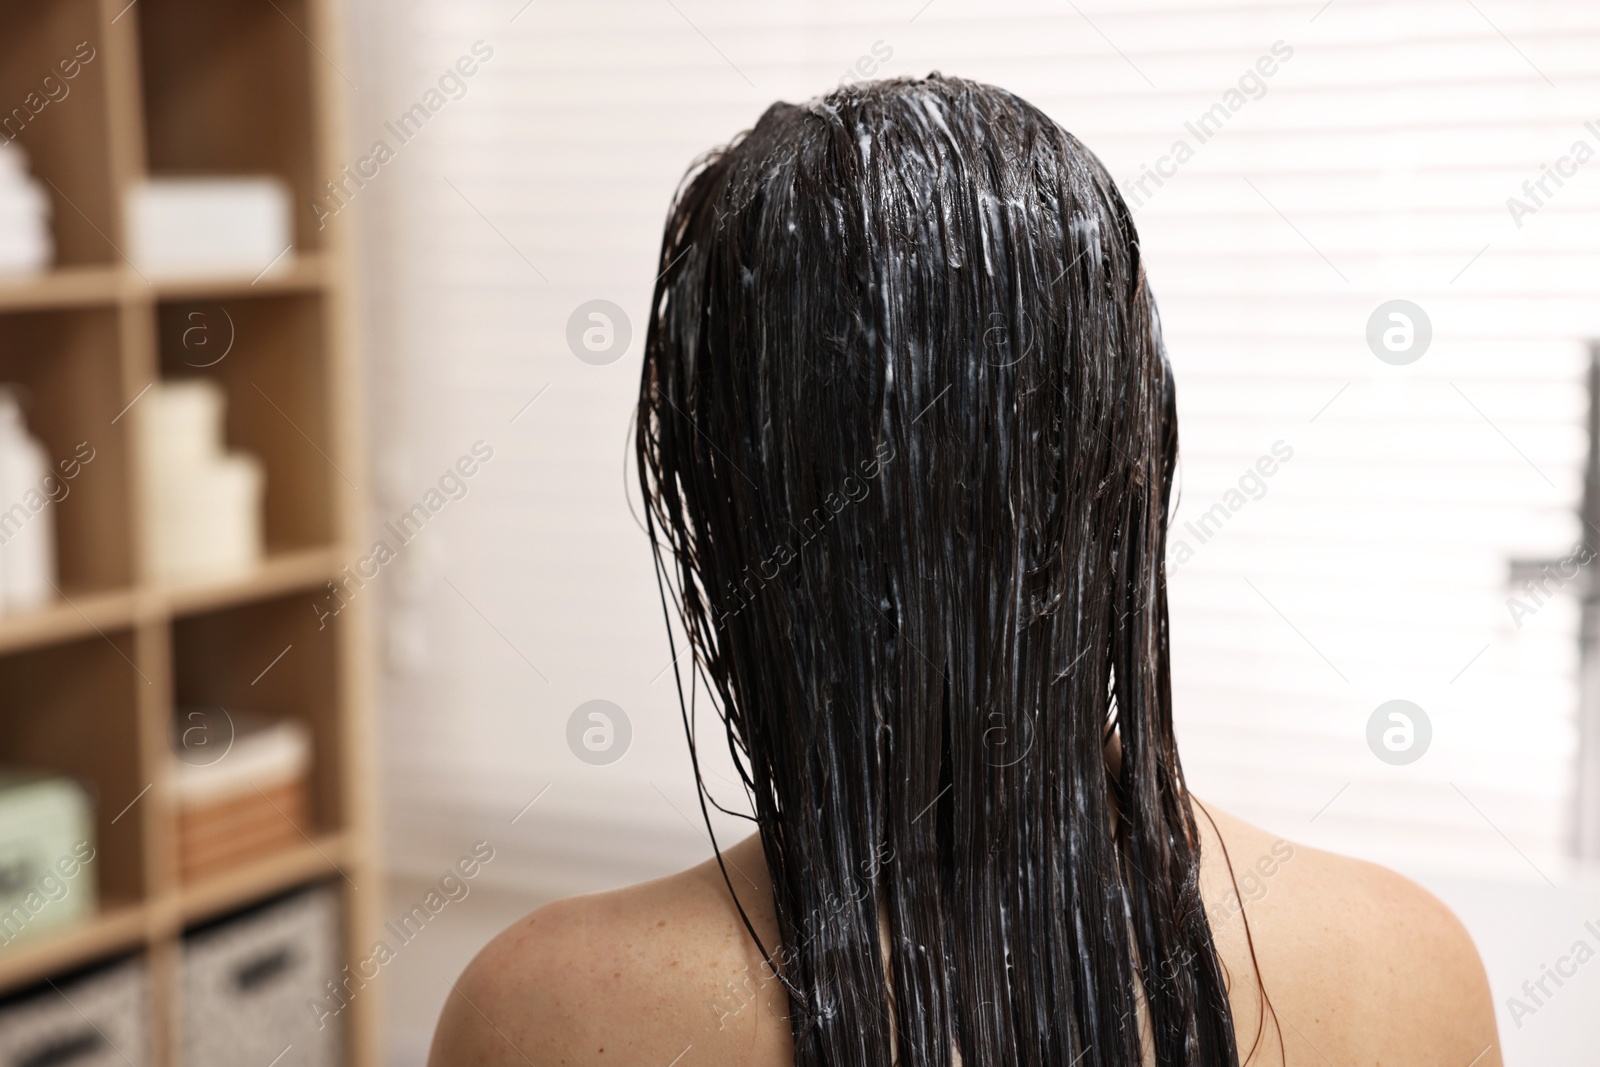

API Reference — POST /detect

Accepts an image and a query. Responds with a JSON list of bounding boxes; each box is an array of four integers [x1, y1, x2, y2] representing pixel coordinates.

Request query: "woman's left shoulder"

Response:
[[427, 835, 791, 1067]]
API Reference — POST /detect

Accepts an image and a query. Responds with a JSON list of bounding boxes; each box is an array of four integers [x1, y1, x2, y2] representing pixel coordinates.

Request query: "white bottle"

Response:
[[0, 387, 56, 611]]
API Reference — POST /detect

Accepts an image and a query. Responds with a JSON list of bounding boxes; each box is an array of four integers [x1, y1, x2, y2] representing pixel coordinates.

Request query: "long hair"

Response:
[[635, 74, 1240, 1067]]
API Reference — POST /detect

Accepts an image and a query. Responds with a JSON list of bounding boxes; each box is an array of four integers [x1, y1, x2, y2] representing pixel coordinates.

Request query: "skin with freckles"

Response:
[[427, 796, 1502, 1067]]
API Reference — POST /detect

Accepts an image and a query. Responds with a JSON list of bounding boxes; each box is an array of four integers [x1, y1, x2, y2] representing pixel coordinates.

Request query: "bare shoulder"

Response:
[[427, 833, 791, 1067], [428, 807, 1502, 1067], [1194, 800, 1503, 1067]]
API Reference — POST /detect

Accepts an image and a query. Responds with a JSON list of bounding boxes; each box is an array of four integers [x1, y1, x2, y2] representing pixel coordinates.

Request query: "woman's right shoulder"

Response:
[[1196, 801, 1503, 1067]]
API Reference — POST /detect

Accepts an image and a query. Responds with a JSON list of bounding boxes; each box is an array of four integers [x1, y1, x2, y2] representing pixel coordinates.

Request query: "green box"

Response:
[[0, 770, 98, 948]]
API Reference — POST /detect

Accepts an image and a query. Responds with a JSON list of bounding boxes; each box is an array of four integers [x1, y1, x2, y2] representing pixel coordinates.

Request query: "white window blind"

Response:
[[346, 0, 1600, 887]]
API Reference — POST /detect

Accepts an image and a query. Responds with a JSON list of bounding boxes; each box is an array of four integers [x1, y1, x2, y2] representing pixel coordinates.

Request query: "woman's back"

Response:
[[430, 799, 1500, 1066], [428, 74, 1501, 1067]]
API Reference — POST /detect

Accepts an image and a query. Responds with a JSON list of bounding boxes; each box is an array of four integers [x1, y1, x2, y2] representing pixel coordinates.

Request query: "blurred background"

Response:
[[0, 0, 1595, 1064]]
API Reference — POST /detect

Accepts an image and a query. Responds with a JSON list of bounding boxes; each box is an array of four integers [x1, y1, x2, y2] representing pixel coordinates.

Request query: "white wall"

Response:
[[340, 1, 1600, 1061]]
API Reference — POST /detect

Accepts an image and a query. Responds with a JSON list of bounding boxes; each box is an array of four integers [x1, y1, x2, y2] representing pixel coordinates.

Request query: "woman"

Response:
[[430, 75, 1500, 1067]]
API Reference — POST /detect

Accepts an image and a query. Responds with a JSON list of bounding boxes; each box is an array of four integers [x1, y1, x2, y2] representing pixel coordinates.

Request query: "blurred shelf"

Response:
[[147, 253, 328, 301], [0, 550, 340, 660], [0, 835, 356, 993], [0, 266, 122, 312], [0, 588, 137, 658], [160, 546, 339, 618], [0, 0, 372, 1058], [0, 901, 147, 992], [0, 256, 329, 315], [174, 834, 349, 929]]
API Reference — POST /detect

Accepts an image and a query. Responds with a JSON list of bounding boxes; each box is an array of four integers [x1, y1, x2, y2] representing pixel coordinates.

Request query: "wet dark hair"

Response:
[[637, 74, 1243, 1066]]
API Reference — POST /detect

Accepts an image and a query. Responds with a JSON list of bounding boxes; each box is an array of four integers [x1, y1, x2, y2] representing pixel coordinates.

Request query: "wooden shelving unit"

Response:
[[0, 0, 375, 1063]]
